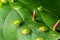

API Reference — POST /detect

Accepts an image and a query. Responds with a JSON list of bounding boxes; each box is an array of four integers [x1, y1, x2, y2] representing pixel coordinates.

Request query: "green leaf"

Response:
[[40, 9, 59, 30], [0, 0, 60, 40], [0, 4, 11, 40]]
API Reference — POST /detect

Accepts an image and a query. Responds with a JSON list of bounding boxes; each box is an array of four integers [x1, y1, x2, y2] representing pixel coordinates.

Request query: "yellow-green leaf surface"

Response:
[[0, 0, 60, 40]]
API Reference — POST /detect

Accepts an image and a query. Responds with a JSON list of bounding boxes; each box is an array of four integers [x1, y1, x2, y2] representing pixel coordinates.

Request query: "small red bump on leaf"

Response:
[[32, 10, 36, 21], [33, 10, 36, 18], [53, 20, 60, 31]]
